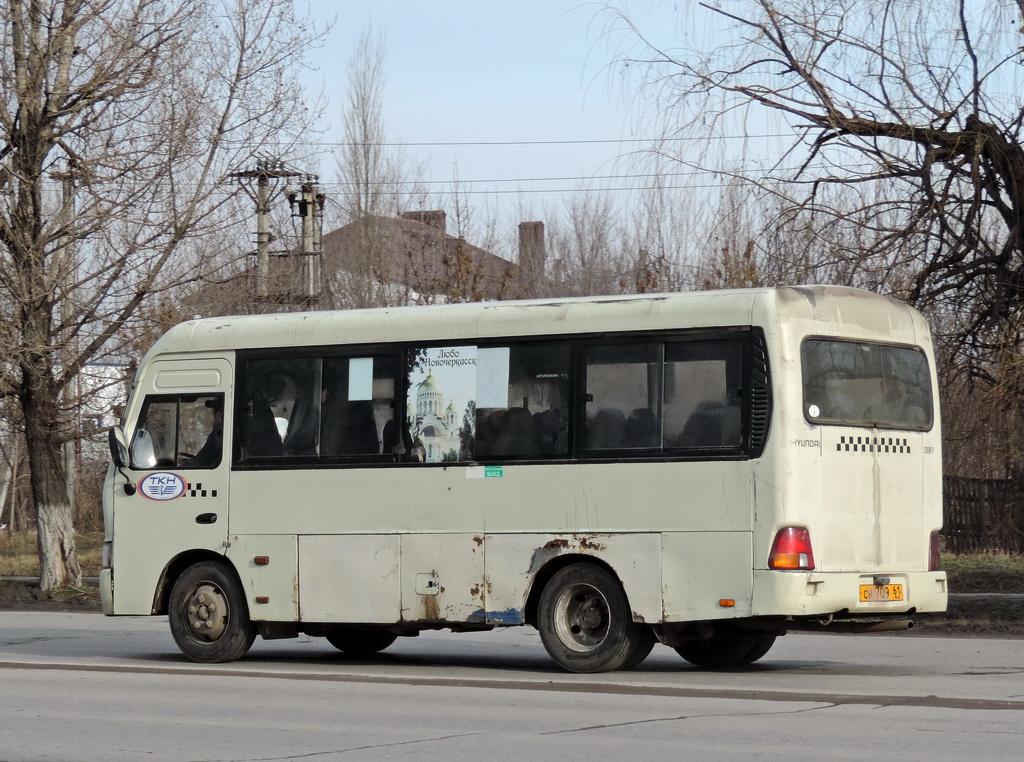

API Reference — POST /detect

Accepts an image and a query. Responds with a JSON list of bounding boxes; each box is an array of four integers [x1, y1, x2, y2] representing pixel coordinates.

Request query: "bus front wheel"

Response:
[[537, 563, 651, 673], [168, 561, 256, 663]]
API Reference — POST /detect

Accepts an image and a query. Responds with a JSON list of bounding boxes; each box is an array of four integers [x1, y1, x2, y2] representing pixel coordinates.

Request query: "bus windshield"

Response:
[[801, 339, 933, 430]]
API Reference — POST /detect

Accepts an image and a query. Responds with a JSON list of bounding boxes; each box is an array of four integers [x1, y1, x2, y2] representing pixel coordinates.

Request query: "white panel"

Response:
[[227, 534, 298, 622], [484, 533, 663, 625], [229, 461, 754, 538], [661, 532, 753, 621], [348, 357, 373, 401], [298, 535, 400, 623], [400, 534, 485, 623], [477, 347, 510, 407], [154, 369, 222, 390]]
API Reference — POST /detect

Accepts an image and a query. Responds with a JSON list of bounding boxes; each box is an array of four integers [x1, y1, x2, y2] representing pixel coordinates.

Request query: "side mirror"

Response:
[[108, 427, 136, 496], [108, 426, 130, 468]]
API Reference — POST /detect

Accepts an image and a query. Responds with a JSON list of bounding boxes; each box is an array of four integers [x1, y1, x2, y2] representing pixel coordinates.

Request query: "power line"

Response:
[[339, 134, 791, 147], [324, 182, 747, 196], [318, 168, 799, 193], [322, 170, 712, 187], [262, 133, 794, 149]]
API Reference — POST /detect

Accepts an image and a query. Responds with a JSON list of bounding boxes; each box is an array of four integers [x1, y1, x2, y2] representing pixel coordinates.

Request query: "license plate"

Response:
[[859, 584, 904, 602]]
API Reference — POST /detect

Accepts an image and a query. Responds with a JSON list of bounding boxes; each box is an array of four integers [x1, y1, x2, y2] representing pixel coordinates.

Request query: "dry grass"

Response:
[[942, 552, 1024, 593], [942, 551, 1024, 574], [0, 530, 104, 577]]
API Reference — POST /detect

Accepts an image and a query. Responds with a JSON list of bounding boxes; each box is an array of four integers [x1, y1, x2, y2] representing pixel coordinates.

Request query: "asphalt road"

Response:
[[1, 611, 1022, 761]]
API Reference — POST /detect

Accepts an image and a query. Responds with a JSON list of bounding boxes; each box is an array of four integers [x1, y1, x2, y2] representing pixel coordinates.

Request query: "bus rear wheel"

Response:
[[168, 561, 256, 664], [538, 563, 650, 673], [325, 626, 398, 656], [674, 632, 777, 668]]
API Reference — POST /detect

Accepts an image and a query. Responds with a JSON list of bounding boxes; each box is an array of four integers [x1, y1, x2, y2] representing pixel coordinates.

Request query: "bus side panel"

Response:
[[661, 531, 753, 621], [298, 535, 400, 623], [229, 464, 754, 538], [400, 534, 485, 623], [484, 533, 663, 625], [226, 534, 299, 622]]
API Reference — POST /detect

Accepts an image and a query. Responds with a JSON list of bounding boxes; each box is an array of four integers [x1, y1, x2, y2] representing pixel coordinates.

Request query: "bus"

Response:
[[102, 285, 947, 673]]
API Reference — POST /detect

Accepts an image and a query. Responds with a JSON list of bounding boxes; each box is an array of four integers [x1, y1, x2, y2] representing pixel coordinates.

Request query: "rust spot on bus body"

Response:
[[543, 538, 571, 551], [420, 593, 440, 621], [542, 535, 608, 553], [531, 535, 612, 576]]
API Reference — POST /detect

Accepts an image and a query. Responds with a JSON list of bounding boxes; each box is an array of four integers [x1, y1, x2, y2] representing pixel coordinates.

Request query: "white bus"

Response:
[[102, 286, 947, 672]]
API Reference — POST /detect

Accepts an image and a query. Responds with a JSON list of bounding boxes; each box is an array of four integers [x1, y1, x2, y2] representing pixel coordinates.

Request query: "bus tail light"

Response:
[[768, 527, 815, 570], [929, 530, 941, 571], [102, 541, 113, 570]]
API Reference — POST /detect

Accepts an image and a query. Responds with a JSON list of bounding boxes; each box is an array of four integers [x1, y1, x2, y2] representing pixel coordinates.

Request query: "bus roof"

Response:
[[144, 286, 926, 358]]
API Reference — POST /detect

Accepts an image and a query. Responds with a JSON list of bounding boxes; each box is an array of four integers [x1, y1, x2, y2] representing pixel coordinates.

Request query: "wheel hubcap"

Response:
[[184, 583, 228, 643], [553, 583, 609, 652]]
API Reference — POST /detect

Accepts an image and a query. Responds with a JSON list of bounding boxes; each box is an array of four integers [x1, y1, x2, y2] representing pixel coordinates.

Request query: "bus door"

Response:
[[111, 358, 233, 613]]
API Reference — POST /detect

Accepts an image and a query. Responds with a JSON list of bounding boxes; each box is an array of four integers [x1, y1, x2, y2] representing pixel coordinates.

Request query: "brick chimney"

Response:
[[401, 210, 447, 236], [518, 221, 546, 298]]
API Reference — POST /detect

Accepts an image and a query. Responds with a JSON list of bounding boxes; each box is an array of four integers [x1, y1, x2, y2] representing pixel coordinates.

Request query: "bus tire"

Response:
[[537, 563, 648, 673], [674, 632, 776, 668], [621, 626, 657, 670], [325, 626, 398, 656], [168, 561, 256, 664], [736, 634, 777, 665]]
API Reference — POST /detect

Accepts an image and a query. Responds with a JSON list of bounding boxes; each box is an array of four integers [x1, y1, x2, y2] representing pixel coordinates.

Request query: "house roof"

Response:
[[321, 213, 534, 302]]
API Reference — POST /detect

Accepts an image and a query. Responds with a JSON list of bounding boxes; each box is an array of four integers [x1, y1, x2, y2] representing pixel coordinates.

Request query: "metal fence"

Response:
[[943, 476, 1024, 554]]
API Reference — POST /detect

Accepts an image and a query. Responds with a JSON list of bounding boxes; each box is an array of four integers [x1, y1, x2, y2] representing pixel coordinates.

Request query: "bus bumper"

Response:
[[99, 568, 114, 615], [751, 569, 948, 617]]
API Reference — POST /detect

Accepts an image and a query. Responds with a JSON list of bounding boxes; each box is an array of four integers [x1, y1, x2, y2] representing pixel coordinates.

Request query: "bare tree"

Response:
[[614, 0, 1024, 352], [546, 191, 629, 296], [328, 26, 432, 309], [608, 0, 1024, 479], [0, 0, 324, 589]]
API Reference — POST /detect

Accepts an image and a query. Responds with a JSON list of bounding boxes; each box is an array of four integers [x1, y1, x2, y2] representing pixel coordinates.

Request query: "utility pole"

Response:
[[288, 179, 325, 307], [230, 158, 302, 302]]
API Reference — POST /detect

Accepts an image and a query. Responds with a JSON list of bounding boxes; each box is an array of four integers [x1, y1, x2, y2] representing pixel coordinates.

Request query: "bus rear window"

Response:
[[802, 339, 933, 430]]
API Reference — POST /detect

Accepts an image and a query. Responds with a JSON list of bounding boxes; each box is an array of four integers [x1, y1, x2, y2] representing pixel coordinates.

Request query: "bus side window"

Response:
[[584, 343, 661, 451], [583, 337, 745, 454], [664, 339, 743, 449], [130, 395, 224, 469], [131, 399, 175, 469], [475, 342, 570, 460], [322, 355, 397, 459], [243, 359, 322, 459]]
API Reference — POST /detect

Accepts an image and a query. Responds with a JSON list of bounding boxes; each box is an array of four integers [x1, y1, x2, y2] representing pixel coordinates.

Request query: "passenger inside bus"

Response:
[[676, 400, 741, 448], [492, 407, 542, 458], [191, 399, 224, 467]]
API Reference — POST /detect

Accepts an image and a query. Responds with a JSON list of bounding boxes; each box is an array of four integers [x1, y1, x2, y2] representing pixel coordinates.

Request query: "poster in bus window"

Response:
[[407, 346, 477, 462]]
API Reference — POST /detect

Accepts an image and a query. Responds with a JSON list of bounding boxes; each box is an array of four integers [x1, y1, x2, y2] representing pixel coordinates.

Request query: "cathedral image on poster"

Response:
[[408, 346, 477, 462]]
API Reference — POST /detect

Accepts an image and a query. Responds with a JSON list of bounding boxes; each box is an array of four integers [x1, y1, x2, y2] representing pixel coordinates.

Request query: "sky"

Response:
[[298, 1, 679, 229]]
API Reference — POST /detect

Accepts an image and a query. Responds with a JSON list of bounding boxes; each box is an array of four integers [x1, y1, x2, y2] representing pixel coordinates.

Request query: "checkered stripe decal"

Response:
[[183, 482, 219, 498], [836, 436, 911, 454]]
